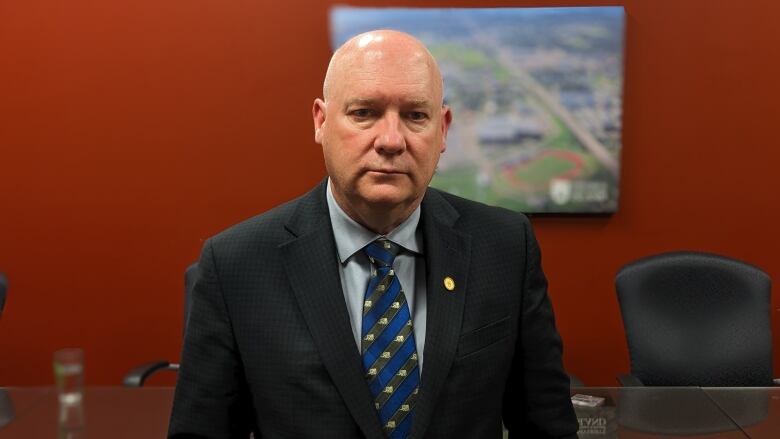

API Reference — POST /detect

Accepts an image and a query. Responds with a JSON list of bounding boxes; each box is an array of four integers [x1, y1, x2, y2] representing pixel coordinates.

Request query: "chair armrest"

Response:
[[617, 373, 645, 386], [123, 361, 179, 387]]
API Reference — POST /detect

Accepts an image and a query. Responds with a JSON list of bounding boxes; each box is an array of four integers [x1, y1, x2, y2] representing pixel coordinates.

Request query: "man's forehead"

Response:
[[327, 63, 440, 105], [342, 96, 434, 108]]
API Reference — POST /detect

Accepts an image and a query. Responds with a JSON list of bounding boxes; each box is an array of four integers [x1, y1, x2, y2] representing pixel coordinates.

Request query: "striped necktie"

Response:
[[361, 238, 420, 439]]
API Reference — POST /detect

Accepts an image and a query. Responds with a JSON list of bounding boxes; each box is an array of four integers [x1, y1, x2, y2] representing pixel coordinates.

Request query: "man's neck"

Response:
[[330, 187, 420, 236]]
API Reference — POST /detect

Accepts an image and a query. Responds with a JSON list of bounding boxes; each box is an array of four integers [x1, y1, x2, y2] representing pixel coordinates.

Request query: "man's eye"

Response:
[[350, 109, 374, 119], [407, 111, 428, 122]]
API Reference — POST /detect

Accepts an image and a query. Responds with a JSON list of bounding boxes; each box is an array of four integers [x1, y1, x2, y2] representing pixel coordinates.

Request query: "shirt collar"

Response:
[[326, 178, 423, 264]]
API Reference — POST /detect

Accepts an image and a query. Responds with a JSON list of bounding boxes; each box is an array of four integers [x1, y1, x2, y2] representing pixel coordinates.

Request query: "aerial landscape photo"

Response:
[[330, 7, 625, 213]]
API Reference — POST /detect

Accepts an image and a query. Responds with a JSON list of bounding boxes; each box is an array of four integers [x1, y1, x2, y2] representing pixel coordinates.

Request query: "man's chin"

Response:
[[363, 194, 408, 208], [357, 187, 417, 209]]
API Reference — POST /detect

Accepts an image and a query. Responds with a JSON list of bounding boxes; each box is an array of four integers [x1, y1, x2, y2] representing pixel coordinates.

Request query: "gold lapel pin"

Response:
[[443, 276, 455, 291]]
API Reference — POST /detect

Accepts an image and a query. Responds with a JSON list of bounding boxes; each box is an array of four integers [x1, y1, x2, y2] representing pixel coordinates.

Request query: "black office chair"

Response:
[[0, 275, 13, 427], [123, 262, 199, 387], [0, 273, 7, 317], [615, 251, 773, 387]]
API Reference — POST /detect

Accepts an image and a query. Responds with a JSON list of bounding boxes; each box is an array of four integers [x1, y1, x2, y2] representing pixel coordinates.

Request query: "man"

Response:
[[169, 30, 577, 439]]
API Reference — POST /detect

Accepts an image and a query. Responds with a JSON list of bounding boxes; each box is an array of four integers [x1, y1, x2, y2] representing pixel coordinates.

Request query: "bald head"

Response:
[[312, 29, 452, 234], [322, 30, 444, 104]]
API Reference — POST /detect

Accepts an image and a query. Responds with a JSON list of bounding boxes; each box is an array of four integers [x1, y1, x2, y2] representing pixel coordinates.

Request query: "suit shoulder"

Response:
[[433, 188, 531, 233], [206, 191, 306, 253]]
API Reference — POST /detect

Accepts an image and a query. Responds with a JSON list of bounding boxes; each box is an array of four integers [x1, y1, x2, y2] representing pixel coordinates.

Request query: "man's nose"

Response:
[[373, 113, 406, 154]]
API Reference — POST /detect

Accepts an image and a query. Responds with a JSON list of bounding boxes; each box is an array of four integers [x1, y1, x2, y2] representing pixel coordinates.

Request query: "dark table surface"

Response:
[[0, 387, 172, 438], [702, 387, 780, 438], [571, 386, 780, 438], [1, 386, 777, 438]]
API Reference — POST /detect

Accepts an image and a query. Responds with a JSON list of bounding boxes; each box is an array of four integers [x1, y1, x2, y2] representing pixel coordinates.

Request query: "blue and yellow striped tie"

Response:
[[361, 238, 419, 439]]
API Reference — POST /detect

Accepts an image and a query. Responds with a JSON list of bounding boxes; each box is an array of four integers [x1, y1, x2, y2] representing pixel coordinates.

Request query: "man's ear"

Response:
[[440, 105, 453, 153], [313, 98, 326, 145]]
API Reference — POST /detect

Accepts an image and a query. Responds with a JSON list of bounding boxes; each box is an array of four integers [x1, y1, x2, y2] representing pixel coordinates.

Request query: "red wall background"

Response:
[[1, 0, 779, 386]]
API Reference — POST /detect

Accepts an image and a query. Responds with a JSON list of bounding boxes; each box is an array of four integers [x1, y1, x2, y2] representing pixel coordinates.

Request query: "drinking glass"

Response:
[[53, 348, 84, 405]]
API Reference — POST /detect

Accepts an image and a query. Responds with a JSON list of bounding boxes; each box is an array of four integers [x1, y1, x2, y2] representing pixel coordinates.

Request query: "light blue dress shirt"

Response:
[[326, 179, 427, 373]]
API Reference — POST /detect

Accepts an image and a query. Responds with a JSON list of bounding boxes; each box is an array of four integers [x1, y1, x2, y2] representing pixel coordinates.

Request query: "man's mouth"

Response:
[[367, 169, 405, 175]]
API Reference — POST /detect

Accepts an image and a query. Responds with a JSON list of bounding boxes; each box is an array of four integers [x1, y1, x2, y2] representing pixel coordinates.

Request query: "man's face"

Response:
[[313, 39, 451, 217]]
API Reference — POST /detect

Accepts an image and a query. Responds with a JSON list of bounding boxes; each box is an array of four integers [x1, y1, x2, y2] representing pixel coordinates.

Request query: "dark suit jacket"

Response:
[[169, 180, 578, 439]]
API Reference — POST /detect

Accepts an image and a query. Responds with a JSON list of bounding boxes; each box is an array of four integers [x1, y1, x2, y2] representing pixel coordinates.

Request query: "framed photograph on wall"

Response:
[[330, 7, 626, 213]]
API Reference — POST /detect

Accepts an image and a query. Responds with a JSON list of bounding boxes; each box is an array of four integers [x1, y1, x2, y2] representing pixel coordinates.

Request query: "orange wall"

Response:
[[1, 0, 779, 386]]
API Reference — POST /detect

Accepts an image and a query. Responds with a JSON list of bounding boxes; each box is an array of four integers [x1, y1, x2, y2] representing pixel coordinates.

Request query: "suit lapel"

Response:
[[410, 190, 472, 439], [280, 181, 385, 439]]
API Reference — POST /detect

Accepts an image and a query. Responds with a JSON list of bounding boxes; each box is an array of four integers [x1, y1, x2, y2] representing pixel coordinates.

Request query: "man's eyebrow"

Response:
[[342, 98, 434, 109], [405, 98, 432, 108], [343, 98, 378, 109]]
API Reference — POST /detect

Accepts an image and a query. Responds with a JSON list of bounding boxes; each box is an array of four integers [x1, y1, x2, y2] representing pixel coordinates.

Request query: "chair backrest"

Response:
[[122, 262, 201, 387], [183, 262, 199, 334], [616, 251, 772, 387], [0, 273, 7, 316]]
